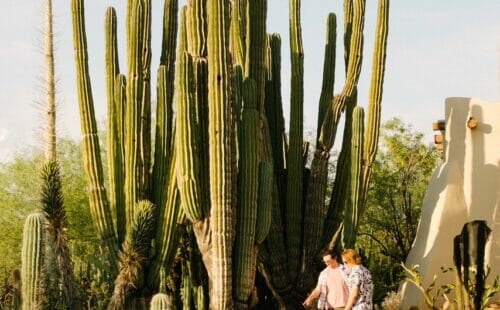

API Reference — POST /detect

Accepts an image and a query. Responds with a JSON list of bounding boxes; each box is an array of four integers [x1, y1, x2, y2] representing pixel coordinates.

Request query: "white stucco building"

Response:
[[401, 98, 500, 307]]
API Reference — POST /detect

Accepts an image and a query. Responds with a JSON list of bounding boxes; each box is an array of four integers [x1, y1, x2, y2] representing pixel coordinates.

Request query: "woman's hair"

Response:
[[341, 248, 362, 265]]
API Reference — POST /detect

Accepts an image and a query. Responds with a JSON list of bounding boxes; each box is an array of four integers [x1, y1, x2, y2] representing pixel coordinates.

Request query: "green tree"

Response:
[[357, 118, 440, 302], [0, 138, 97, 274]]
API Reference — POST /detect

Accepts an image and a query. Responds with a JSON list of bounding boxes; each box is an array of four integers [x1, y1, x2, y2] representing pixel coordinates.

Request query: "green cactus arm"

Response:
[[147, 151, 183, 288], [322, 91, 357, 248], [150, 293, 173, 310], [261, 33, 291, 296], [139, 0, 152, 198], [207, 0, 236, 307], [124, 0, 144, 229], [105, 7, 126, 245], [185, 2, 211, 218], [233, 78, 260, 303], [176, 51, 205, 221], [255, 161, 273, 244], [21, 213, 45, 310], [160, 0, 178, 66], [298, 13, 337, 292], [315, 13, 336, 144], [230, 0, 245, 67], [264, 34, 287, 215], [152, 1, 178, 208], [186, 0, 207, 57], [244, 0, 267, 115], [342, 106, 364, 248], [361, 0, 389, 206], [152, 66, 173, 209], [175, 8, 204, 221], [71, 0, 118, 266], [112, 74, 127, 244], [319, 0, 365, 151], [286, 0, 304, 283], [343, 0, 353, 71], [109, 200, 156, 309]]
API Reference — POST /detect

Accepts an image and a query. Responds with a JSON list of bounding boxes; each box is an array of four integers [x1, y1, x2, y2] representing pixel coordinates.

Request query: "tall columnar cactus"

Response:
[[105, 7, 126, 244], [69, 0, 389, 307], [206, 0, 236, 308], [71, 0, 119, 269], [341, 106, 365, 247], [234, 79, 259, 304], [21, 213, 45, 310], [298, 13, 337, 292], [361, 0, 389, 206], [286, 0, 304, 283], [124, 0, 145, 229]]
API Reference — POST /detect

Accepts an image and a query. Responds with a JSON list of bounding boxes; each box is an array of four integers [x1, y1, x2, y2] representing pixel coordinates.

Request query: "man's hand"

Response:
[[303, 297, 311, 307]]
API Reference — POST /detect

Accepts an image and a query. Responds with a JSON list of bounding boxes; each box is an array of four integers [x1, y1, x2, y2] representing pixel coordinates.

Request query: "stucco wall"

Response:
[[401, 98, 500, 307]]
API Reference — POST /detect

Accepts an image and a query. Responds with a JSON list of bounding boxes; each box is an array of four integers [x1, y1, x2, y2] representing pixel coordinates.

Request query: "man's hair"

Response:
[[321, 248, 339, 259]]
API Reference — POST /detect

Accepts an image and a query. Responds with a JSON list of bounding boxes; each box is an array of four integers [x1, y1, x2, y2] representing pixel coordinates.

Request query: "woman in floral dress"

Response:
[[341, 249, 373, 310]]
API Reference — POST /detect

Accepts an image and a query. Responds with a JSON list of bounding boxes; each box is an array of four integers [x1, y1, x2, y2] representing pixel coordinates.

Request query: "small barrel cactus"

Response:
[[21, 213, 45, 310]]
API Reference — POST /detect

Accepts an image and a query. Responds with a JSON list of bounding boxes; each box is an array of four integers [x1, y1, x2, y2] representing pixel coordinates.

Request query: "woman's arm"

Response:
[[345, 286, 359, 310]]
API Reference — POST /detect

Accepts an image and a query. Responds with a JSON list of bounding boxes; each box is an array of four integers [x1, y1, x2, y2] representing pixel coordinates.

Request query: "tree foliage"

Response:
[[0, 138, 97, 274], [357, 118, 440, 301]]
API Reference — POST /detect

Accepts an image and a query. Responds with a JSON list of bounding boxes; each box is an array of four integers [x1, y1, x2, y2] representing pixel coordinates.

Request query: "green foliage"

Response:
[[0, 139, 99, 277], [402, 264, 500, 310], [357, 118, 439, 301], [0, 139, 97, 272]]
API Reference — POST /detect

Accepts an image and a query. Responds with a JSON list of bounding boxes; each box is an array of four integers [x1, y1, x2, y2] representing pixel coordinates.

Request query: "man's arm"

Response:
[[344, 287, 359, 310], [303, 286, 321, 307]]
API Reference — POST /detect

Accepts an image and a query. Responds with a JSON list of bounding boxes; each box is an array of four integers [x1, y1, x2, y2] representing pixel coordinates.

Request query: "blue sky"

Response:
[[0, 0, 499, 162]]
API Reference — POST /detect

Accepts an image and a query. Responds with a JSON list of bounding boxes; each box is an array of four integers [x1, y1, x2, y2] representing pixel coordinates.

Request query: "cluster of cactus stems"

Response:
[[68, 0, 389, 308]]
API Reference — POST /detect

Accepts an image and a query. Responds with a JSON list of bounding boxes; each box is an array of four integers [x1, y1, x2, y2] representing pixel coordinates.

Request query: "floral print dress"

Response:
[[346, 265, 373, 310]]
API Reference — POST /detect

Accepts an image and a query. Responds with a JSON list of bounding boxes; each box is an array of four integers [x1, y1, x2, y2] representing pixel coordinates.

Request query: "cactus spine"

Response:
[[21, 213, 45, 310]]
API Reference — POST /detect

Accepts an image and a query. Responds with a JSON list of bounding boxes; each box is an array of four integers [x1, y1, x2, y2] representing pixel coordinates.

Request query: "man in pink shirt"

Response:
[[303, 249, 349, 310]]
